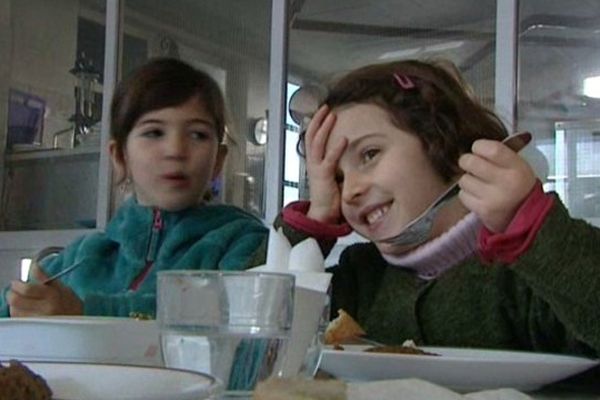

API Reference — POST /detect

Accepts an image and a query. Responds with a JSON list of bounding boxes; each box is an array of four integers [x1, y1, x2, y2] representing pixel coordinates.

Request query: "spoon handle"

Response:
[[42, 260, 84, 285]]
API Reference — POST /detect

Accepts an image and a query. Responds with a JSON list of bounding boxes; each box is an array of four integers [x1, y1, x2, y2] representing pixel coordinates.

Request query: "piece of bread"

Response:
[[324, 309, 366, 345]]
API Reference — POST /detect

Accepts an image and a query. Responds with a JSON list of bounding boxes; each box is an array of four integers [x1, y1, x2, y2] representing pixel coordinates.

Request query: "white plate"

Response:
[[320, 345, 599, 391], [0, 317, 161, 366], [19, 361, 221, 400]]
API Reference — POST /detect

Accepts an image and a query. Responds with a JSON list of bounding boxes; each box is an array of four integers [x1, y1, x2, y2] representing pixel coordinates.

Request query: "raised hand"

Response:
[[457, 138, 537, 233], [7, 262, 83, 317], [305, 105, 348, 224]]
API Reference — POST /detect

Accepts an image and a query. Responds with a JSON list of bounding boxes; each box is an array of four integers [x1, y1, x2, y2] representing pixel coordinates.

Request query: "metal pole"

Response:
[[264, 0, 288, 223], [96, 0, 122, 229], [494, 0, 519, 132]]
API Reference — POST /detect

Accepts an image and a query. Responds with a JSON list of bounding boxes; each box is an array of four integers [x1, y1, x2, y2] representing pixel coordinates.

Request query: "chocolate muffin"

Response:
[[0, 360, 53, 400]]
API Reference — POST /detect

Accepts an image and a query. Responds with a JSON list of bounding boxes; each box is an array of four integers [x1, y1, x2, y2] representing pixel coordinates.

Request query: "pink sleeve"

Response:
[[479, 182, 555, 264], [282, 201, 352, 240]]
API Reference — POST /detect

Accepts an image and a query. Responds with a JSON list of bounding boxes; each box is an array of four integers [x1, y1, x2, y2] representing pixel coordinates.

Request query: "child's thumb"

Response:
[[30, 262, 50, 283]]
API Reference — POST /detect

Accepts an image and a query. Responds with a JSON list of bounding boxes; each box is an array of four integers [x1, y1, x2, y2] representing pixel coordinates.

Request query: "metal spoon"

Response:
[[377, 132, 532, 247], [24, 246, 81, 285], [42, 260, 85, 285]]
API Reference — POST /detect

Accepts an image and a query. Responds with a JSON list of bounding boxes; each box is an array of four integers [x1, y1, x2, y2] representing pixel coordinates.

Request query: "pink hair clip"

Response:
[[393, 73, 415, 90]]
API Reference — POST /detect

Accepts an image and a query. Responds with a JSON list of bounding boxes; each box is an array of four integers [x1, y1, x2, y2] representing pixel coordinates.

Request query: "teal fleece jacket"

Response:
[[0, 198, 268, 317]]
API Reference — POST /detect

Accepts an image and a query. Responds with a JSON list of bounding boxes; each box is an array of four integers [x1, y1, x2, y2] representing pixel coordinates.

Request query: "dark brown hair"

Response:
[[300, 59, 508, 182], [110, 57, 227, 163]]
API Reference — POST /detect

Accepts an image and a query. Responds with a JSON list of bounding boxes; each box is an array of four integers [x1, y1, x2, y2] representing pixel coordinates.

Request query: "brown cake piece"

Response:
[[0, 360, 53, 400]]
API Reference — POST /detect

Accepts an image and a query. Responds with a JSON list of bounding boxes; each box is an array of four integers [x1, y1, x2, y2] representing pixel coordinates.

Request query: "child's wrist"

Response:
[[307, 205, 340, 224]]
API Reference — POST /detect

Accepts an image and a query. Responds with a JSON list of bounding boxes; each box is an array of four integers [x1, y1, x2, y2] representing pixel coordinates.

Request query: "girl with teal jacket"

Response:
[[1, 58, 267, 318]]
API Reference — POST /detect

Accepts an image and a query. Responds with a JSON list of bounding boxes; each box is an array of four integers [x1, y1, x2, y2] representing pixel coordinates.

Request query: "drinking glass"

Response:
[[157, 270, 295, 397]]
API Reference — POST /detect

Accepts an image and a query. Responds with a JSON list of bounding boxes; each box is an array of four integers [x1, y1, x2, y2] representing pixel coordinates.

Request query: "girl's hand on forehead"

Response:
[[305, 105, 347, 224], [457, 138, 537, 233]]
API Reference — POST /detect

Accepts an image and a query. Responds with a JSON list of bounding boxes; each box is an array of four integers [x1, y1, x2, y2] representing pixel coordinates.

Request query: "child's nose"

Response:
[[164, 133, 187, 158], [341, 171, 368, 203]]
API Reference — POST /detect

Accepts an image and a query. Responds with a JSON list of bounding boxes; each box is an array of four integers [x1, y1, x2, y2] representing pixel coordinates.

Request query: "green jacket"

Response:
[[0, 198, 268, 317], [278, 197, 600, 358]]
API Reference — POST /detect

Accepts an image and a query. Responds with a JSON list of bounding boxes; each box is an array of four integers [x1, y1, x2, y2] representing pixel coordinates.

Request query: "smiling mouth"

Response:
[[364, 203, 391, 225]]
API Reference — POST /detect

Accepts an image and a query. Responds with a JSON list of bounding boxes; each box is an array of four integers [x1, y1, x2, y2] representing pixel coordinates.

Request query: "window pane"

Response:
[[284, 130, 300, 183], [0, 0, 106, 230], [283, 185, 299, 208], [518, 0, 600, 226]]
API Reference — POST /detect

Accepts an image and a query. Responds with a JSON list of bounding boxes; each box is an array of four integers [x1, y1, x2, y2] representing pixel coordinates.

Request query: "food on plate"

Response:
[[253, 377, 346, 400], [324, 309, 366, 345], [128, 312, 154, 320], [0, 360, 52, 400], [325, 310, 439, 356], [365, 339, 439, 356]]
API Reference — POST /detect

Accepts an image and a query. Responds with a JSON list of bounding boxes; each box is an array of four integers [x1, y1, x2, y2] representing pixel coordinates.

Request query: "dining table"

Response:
[[221, 379, 600, 400]]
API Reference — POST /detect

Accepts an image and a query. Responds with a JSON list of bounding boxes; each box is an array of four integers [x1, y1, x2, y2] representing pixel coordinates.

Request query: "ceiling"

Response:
[[82, 0, 600, 77], [81, 0, 600, 113]]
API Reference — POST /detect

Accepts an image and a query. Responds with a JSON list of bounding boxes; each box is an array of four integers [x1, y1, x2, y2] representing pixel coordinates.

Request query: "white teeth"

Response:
[[366, 205, 389, 225]]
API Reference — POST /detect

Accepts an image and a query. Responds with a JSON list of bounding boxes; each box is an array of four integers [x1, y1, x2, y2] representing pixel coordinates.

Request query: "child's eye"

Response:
[[190, 131, 211, 140], [361, 148, 380, 163], [141, 129, 163, 138]]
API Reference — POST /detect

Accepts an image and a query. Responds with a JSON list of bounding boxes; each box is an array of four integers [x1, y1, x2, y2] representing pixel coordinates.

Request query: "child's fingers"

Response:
[[458, 153, 502, 183], [457, 187, 482, 215], [322, 136, 348, 171], [7, 290, 52, 316], [30, 262, 49, 283], [305, 106, 330, 153], [9, 280, 47, 299], [307, 113, 336, 163], [471, 139, 521, 168], [457, 171, 489, 199]]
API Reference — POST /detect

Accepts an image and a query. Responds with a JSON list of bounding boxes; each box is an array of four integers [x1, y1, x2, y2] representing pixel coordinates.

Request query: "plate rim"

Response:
[[0, 316, 156, 326], [322, 345, 600, 366]]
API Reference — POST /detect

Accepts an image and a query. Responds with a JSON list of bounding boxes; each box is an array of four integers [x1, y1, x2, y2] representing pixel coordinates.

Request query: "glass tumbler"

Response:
[[157, 270, 295, 396]]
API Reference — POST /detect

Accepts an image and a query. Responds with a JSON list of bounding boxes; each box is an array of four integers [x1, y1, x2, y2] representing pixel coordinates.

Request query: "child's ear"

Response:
[[108, 139, 127, 182], [212, 144, 228, 179]]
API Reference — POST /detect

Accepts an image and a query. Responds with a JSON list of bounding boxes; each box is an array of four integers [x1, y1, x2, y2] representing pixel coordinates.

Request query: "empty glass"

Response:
[[157, 270, 295, 396]]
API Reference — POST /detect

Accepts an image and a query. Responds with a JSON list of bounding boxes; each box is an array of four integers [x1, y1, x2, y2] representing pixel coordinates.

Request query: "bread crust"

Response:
[[324, 309, 366, 345]]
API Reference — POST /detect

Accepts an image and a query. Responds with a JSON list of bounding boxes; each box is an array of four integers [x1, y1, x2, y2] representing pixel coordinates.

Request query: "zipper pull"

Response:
[[152, 209, 163, 231]]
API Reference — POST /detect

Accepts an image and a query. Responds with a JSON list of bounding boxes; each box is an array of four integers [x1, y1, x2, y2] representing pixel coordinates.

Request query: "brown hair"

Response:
[[301, 59, 508, 182], [110, 57, 227, 164]]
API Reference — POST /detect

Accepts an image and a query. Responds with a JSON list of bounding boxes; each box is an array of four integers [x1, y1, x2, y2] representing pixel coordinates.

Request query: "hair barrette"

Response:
[[393, 73, 415, 90]]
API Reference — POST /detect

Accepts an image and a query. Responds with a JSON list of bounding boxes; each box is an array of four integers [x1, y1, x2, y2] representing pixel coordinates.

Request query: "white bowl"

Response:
[[0, 316, 161, 366]]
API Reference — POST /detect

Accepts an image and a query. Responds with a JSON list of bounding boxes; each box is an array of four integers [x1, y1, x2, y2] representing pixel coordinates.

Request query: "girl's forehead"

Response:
[[331, 103, 397, 140], [137, 97, 214, 124]]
